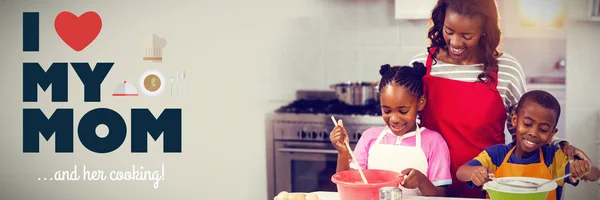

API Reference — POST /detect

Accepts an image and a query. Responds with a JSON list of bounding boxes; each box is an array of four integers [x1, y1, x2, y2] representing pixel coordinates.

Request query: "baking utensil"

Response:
[[181, 70, 186, 96], [170, 77, 174, 96], [331, 116, 368, 184], [490, 173, 571, 190], [175, 70, 179, 96]]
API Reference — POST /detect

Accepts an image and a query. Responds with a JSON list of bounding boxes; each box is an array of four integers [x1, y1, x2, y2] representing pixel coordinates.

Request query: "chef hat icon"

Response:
[[142, 34, 167, 61], [113, 81, 138, 96]]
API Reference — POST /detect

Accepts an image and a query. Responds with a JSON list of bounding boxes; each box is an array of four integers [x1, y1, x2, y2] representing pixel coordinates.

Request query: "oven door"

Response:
[[274, 141, 356, 194]]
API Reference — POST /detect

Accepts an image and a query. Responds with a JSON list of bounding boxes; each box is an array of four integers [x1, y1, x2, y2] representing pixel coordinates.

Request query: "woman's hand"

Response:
[[559, 142, 593, 182], [470, 166, 493, 186], [570, 160, 591, 180], [329, 119, 349, 153], [560, 142, 591, 161], [400, 168, 428, 189]]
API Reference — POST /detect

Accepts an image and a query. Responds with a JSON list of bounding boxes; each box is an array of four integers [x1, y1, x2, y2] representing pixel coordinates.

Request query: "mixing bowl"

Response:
[[483, 176, 558, 200], [331, 169, 404, 200]]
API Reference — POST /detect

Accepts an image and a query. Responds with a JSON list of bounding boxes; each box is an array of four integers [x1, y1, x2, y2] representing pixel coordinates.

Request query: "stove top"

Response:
[[275, 99, 381, 116]]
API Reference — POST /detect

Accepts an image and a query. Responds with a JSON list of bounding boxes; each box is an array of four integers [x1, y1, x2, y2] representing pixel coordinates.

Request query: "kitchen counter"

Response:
[[295, 191, 486, 200]]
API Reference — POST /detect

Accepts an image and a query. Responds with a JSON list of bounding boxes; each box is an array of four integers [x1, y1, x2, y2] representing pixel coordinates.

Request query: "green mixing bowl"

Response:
[[483, 177, 558, 200]]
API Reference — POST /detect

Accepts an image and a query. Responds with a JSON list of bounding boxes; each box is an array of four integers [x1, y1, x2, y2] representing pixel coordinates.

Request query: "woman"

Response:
[[409, 0, 590, 198]]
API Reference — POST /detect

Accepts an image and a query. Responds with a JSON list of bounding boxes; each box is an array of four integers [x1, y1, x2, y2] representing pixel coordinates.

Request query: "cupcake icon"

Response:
[[113, 80, 139, 96]]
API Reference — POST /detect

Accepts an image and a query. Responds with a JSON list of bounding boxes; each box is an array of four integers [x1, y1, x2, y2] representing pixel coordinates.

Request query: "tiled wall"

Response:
[[266, 0, 567, 107], [267, 0, 429, 104], [501, 38, 566, 77], [564, 1, 600, 199]]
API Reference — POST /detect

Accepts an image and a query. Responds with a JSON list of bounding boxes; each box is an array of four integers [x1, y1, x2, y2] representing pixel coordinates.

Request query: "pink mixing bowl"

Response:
[[331, 169, 404, 200]]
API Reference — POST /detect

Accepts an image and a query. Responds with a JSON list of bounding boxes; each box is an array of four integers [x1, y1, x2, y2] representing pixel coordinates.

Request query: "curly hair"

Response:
[[427, 0, 502, 89]]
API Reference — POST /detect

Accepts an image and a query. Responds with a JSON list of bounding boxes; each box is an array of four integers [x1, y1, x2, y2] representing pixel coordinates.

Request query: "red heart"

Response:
[[54, 11, 102, 52]]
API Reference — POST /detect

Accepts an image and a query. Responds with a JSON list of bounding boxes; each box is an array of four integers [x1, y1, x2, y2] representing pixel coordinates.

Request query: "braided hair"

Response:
[[378, 62, 427, 98]]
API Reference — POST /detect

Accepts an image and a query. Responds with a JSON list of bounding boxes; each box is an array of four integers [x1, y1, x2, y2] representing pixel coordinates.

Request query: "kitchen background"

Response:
[[266, 0, 598, 199], [0, 0, 598, 200]]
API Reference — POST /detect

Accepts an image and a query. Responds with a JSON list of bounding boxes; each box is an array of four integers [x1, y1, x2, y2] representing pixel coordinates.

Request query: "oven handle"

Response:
[[277, 148, 339, 155]]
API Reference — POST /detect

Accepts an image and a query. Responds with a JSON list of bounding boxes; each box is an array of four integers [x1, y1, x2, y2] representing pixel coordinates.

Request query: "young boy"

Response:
[[456, 90, 600, 200]]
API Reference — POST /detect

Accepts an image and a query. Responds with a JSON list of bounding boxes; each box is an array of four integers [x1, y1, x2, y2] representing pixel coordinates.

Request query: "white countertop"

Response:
[[303, 191, 485, 200]]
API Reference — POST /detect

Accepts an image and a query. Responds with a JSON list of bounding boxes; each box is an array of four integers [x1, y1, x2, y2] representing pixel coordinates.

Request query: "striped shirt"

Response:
[[407, 49, 565, 149], [409, 50, 528, 109], [409, 50, 527, 143]]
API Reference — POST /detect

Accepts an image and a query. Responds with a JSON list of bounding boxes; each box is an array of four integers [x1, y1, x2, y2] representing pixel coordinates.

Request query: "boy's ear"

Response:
[[418, 95, 427, 111], [511, 113, 518, 126], [548, 128, 558, 144]]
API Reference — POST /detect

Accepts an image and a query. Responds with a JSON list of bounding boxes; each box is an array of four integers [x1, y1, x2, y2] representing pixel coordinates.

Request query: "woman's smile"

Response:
[[449, 46, 466, 57]]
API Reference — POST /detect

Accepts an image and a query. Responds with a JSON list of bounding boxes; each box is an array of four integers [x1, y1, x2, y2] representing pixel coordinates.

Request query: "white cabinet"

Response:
[[597, 110, 600, 193], [394, 0, 437, 20], [499, 0, 567, 39]]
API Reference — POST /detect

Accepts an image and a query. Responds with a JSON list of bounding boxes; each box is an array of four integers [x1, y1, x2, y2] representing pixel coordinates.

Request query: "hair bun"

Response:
[[380, 64, 391, 76], [412, 61, 427, 78]]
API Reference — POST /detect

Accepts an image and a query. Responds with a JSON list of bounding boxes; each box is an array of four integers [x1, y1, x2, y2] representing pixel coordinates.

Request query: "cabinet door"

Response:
[[597, 110, 600, 198], [394, 0, 437, 20], [499, 0, 567, 39]]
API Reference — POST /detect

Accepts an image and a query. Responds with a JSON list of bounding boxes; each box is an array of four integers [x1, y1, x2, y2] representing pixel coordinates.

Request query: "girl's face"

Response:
[[380, 84, 426, 136], [442, 9, 485, 61]]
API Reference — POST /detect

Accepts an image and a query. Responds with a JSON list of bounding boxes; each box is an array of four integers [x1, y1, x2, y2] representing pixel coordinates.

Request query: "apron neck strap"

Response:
[[374, 127, 389, 144], [415, 123, 422, 147], [503, 146, 545, 164], [502, 146, 516, 163], [375, 125, 423, 147], [538, 148, 545, 163], [425, 47, 436, 75]]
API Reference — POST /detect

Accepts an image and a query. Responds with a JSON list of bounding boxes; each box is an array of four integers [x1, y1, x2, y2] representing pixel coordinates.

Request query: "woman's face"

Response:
[[442, 9, 485, 61]]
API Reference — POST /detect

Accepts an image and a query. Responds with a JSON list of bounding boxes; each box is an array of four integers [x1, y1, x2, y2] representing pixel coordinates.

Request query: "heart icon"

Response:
[[54, 11, 102, 52]]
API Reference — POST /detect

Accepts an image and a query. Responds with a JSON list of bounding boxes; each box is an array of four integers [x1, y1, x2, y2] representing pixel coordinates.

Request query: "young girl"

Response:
[[329, 62, 452, 197]]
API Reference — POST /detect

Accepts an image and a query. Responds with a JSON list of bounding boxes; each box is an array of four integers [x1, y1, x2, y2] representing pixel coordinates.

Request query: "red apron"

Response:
[[422, 48, 506, 198]]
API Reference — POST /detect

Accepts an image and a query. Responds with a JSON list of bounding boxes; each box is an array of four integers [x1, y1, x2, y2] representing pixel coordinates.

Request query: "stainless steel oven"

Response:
[[266, 110, 384, 200], [274, 141, 349, 193]]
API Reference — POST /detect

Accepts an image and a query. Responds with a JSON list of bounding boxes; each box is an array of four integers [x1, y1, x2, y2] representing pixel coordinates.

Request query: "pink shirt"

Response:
[[352, 126, 452, 186]]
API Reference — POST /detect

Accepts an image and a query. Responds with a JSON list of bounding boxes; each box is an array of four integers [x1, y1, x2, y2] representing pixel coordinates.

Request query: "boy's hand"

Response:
[[569, 160, 591, 182], [400, 168, 427, 189], [329, 119, 349, 153], [471, 166, 493, 186]]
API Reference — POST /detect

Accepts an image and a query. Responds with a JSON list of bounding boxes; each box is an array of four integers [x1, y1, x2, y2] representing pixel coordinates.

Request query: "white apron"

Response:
[[367, 125, 429, 196]]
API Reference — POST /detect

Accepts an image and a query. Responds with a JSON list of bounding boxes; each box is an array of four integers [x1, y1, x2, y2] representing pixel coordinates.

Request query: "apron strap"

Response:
[[425, 47, 436, 75], [489, 71, 500, 89], [374, 127, 389, 145], [378, 125, 423, 148], [415, 124, 422, 148], [538, 148, 545, 164], [502, 146, 545, 164], [425, 47, 500, 90], [502, 146, 516, 164]]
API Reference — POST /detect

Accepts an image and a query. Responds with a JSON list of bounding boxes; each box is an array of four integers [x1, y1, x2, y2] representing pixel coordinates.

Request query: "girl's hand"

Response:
[[400, 168, 427, 189], [471, 166, 493, 186], [329, 119, 349, 153], [570, 160, 591, 181]]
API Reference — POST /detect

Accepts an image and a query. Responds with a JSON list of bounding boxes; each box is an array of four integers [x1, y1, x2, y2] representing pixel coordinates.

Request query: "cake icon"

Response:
[[113, 80, 139, 96]]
